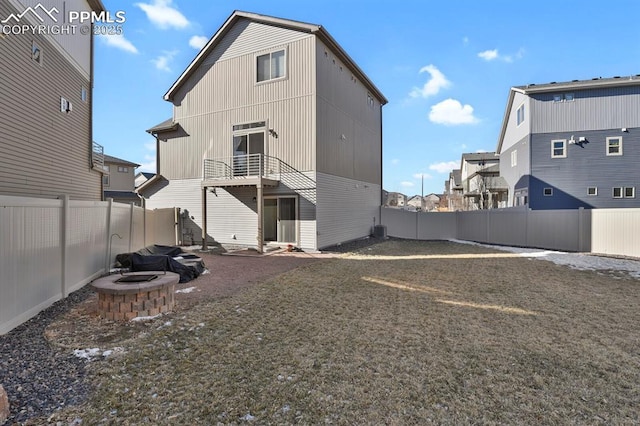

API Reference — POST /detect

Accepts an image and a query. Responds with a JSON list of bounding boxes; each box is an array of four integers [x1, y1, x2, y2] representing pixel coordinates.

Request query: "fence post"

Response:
[[104, 198, 113, 274], [128, 202, 134, 253], [60, 194, 70, 297], [578, 207, 584, 252]]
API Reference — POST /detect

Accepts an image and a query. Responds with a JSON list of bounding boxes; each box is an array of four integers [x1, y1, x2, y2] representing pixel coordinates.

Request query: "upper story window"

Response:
[[367, 93, 374, 109], [117, 166, 129, 173], [31, 41, 43, 66], [81, 86, 88, 102], [511, 150, 517, 167], [516, 103, 525, 126], [606, 137, 622, 156], [256, 49, 286, 83], [551, 139, 567, 158], [553, 93, 574, 102]]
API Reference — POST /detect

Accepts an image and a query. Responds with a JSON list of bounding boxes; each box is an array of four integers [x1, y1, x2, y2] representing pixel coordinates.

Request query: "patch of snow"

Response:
[[130, 314, 162, 322], [74, 347, 124, 361], [201, 269, 211, 275], [450, 239, 640, 278], [241, 413, 255, 421], [176, 286, 197, 294], [281, 405, 291, 413]]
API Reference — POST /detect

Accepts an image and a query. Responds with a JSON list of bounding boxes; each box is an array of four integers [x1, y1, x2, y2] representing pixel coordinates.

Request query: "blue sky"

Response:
[[94, 0, 640, 196]]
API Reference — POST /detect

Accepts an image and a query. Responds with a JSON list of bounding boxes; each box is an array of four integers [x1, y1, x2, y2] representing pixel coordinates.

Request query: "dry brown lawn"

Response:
[[44, 240, 640, 425]]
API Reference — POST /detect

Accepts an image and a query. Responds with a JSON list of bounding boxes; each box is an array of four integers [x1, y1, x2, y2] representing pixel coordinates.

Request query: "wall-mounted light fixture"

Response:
[[268, 129, 278, 138], [622, 128, 628, 132]]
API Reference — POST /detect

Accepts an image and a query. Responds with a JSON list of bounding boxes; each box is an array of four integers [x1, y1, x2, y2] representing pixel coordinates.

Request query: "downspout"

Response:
[[379, 103, 383, 225]]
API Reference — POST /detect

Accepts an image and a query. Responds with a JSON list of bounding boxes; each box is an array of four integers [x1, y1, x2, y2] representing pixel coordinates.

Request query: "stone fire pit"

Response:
[[91, 271, 180, 320]]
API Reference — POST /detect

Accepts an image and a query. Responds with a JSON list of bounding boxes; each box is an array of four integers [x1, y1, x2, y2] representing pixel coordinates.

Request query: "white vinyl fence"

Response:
[[382, 206, 639, 257], [0, 195, 178, 335]]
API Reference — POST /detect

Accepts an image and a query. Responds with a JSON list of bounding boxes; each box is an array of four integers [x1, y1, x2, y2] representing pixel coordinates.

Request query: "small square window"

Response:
[[613, 187, 623, 198], [553, 94, 563, 102], [625, 187, 635, 198], [587, 187, 597, 196], [606, 137, 622, 156], [564, 93, 574, 101], [543, 187, 553, 196], [551, 139, 566, 158], [256, 49, 286, 83], [117, 166, 129, 173]]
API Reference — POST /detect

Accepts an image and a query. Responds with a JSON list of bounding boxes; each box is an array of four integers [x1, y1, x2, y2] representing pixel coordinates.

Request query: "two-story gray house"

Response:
[[103, 154, 140, 205], [497, 76, 640, 209], [0, 0, 106, 200], [139, 11, 387, 251]]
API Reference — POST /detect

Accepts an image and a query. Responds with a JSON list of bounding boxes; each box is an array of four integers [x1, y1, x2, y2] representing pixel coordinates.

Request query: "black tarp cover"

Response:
[[116, 245, 204, 283]]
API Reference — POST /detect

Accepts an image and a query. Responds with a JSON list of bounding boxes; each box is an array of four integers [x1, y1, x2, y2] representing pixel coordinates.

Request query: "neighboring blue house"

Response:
[[496, 75, 640, 209]]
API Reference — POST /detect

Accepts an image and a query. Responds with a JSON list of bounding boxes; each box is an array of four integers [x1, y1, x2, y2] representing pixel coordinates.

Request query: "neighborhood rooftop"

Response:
[[516, 74, 640, 93]]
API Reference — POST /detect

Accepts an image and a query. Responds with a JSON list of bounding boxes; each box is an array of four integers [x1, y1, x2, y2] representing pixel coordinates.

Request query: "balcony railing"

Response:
[[92, 141, 104, 170], [203, 154, 317, 203], [204, 154, 283, 181]]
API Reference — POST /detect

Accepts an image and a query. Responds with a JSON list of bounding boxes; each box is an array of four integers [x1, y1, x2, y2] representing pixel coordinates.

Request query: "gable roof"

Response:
[[146, 118, 178, 134], [104, 154, 140, 167], [496, 74, 640, 154], [163, 10, 387, 105]]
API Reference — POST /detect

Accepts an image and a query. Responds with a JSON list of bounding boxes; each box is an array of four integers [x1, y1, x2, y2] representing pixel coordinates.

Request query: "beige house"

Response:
[[0, 0, 106, 200], [140, 11, 387, 251], [460, 153, 508, 210], [103, 155, 140, 205]]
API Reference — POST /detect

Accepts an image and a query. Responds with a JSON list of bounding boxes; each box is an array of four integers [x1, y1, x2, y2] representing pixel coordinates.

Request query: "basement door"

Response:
[[263, 196, 297, 243]]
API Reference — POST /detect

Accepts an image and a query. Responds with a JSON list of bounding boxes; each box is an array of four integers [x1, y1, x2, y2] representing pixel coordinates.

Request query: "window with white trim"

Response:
[[81, 86, 88, 102], [625, 187, 635, 198], [587, 187, 597, 196], [367, 93, 374, 109], [543, 187, 553, 196], [117, 166, 128, 173], [606, 137, 622, 156], [613, 187, 623, 198], [511, 150, 517, 167], [31, 41, 43, 66], [256, 49, 286, 83], [564, 93, 574, 101], [516, 103, 525, 126], [551, 139, 567, 158]]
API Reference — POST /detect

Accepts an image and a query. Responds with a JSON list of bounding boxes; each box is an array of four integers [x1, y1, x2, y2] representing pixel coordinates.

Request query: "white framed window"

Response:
[[564, 93, 574, 102], [103, 175, 110, 186], [511, 150, 517, 167], [606, 137, 622, 156], [613, 187, 623, 198], [543, 187, 553, 196], [31, 41, 43, 66], [81, 86, 88, 102], [551, 139, 567, 158], [625, 187, 635, 198], [587, 187, 597, 196], [117, 166, 129, 173], [553, 94, 563, 102], [516, 103, 525, 126], [256, 49, 286, 83]]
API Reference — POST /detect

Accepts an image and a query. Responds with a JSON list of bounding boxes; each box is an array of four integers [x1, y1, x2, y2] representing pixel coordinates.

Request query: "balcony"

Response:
[[91, 141, 105, 171], [202, 154, 282, 188]]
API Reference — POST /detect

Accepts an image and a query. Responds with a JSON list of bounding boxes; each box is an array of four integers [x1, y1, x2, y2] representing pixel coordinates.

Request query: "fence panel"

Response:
[[456, 210, 489, 243], [67, 201, 108, 293], [417, 211, 456, 240], [592, 208, 640, 257], [381, 208, 417, 239]]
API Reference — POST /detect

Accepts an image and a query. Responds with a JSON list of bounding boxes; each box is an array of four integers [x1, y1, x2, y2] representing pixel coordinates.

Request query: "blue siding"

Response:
[[529, 127, 640, 209]]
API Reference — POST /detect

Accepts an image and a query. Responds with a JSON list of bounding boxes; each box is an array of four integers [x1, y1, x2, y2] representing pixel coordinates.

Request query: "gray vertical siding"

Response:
[[0, 1, 100, 200], [529, 128, 640, 209], [163, 27, 316, 179], [500, 91, 530, 153], [500, 135, 530, 206], [316, 172, 380, 249], [531, 86, 640, 133], [315, 40, 382, 185]]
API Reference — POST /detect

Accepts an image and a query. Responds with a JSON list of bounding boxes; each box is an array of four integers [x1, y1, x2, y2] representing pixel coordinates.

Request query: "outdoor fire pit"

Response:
[[90, 271, 180, 320]]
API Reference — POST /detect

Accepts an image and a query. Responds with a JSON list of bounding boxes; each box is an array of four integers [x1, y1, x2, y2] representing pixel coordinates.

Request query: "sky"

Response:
[[93, 0, 640, 196]]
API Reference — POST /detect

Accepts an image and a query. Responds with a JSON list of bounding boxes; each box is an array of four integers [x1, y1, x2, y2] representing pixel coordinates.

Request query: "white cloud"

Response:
[[189, 35, 208, 49], [429, 98, 479, 125], [98, 34, 138, 54], [152, 50, 178, 72], [412, 173, 432, 179], [478, 49, 498, 61], [409, 64, 451, 98], [138, 140, 157, 172], [429, 161, 459, 173], [135, 0, 190, 29], [400, 181, 415, 188], [478, 48, 524, 63]]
